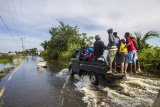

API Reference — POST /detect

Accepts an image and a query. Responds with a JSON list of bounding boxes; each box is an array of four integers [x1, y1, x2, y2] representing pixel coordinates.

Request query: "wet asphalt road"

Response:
[[0, 56, 86, 107]]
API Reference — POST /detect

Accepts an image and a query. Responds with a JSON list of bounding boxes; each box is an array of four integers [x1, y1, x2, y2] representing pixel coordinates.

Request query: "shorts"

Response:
[[120, 52, 128, 63], [114, 52, 120, 61], [94, 55, 101, 62], [128, 50, 137, 63], [107, 50, 116, 62]]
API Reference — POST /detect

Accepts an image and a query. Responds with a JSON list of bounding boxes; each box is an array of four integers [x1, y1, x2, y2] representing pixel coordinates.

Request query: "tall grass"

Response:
[[0, 53, 15, 63]]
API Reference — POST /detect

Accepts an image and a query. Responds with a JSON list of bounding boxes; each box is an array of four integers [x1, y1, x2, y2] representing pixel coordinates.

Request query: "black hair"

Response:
[[95, 35, 101, 40], [113, 32, 117, 36], [120, 39, 126, 44], [107, 28, 113, 34], [125, 32, 130, 37]]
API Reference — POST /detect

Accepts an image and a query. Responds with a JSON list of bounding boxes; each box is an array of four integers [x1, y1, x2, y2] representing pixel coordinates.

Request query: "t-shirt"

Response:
[[94, 40, 105, 57], [115, 37, 120, 48], [119, 43, 128, 53], [126, 37, 136, 51], [131, 38, 138, 50], [108, 34, 116, 48]]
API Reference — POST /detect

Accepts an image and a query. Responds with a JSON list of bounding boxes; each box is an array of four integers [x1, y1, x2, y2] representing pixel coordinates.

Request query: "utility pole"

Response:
[[20, 38, 25, 52]]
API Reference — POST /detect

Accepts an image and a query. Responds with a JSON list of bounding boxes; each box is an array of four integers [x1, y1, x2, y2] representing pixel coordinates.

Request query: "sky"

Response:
[[0, 0, 160, 52]]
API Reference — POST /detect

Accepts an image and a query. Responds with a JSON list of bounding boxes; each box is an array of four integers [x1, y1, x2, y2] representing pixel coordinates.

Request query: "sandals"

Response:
[[106, 71, 112, 73]]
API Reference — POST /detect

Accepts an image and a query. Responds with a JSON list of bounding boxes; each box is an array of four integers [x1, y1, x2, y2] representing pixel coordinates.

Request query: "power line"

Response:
[[19, 0, 25, 37], [0, 15, 20, 47], [12, 0, 19, 26], [4, 0, 18, 31]]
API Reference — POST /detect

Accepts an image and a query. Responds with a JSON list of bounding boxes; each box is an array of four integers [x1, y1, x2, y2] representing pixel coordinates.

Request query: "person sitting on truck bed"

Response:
[[93, 35, 105, 62], [84, 47, 94, 61]]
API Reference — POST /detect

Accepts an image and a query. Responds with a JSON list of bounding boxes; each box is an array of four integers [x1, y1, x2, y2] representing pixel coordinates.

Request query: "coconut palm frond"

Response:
[[134, 32, 143, 49], [134, 32, 142, 39], [134, 31, 159, 50], [141, 31, 159, 42]]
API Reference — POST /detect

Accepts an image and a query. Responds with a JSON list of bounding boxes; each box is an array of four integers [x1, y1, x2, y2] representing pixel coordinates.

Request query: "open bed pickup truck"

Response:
[[69, 48, 125, 85]]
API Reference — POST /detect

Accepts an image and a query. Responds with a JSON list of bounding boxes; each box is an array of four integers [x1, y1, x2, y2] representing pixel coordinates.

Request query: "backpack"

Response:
[[131, 38, 138, 50]]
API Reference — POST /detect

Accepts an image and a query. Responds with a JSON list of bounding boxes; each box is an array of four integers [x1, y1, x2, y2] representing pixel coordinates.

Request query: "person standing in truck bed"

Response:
[[125, 32, 137, 73], [119, 39, 128, 74], [93, 35, 105, 62], [107, 28, 117, 73]]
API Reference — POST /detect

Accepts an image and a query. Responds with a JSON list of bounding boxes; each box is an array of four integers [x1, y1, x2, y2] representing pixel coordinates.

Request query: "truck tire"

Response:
[[69, 67, 74, 77], [78, 70, 83, 77], [90, 72, 98, 85]]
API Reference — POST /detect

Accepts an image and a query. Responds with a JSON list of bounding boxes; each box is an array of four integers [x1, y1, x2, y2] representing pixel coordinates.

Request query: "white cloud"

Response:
[[0, 0, 160, 52], [0, 32, 43, 52]]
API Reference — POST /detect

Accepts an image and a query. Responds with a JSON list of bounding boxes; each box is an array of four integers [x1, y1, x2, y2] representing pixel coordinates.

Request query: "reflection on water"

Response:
[[0, 56, 86, 107], [37, 67, 47, 73], [0, 58, 21, 71], [0, 64, 13, 71]]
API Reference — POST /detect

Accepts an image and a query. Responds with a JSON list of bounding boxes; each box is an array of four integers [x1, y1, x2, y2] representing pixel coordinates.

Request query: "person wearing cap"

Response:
[[93, 35, 105, 62], [107, 28, 117, 73]]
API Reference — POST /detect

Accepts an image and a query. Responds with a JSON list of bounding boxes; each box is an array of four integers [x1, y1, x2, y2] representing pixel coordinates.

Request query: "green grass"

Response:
[[0, 54, 16, 63], [0, 59, 10, 63], [0, 72, 5, 78]]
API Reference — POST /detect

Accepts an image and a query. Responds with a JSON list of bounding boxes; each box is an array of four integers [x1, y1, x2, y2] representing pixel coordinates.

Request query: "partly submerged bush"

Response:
[[138, 47, 160, 72], [0, 54, 15, 63]]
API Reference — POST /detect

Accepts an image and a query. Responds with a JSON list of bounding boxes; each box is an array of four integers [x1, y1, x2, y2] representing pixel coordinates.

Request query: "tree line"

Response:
[[40, 22, 93, 60]]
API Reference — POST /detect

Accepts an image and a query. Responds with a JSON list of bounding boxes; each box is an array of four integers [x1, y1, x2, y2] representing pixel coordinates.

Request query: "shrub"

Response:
[[138, 47, 160, 72]]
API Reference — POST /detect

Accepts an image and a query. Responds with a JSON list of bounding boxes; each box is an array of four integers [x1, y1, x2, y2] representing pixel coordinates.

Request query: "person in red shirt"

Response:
[[130, 35, 142, 72], [125, 32, 137, 73]]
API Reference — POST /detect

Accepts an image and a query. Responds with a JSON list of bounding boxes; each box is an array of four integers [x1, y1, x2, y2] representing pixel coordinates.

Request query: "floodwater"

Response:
[[0, 56, 160, 107], [0, 58, 20, 71]]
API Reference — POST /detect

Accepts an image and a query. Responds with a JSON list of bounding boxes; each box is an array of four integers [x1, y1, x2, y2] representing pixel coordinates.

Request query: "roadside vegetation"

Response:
[[138, 47, 160, 72], [134, 31, 160, 72], [0, 52, 22, 79], [0, 53, 15, 63], [40, 22, 93, 61], [23, 48, 38, 56], [0, 67, 15, 78]]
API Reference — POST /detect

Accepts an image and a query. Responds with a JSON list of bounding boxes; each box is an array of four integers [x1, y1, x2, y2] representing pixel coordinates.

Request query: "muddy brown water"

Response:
[[0, 56, 160, 107]]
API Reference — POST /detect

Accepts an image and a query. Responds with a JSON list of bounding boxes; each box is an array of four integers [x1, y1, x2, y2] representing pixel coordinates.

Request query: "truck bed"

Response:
[[79, 61, 124, 78]]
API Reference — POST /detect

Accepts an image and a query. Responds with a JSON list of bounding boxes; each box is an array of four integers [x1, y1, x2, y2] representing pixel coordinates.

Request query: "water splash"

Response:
[[56, 68, 69, 79], [75, 75, 160, 107], [57, 69, 160, 107]]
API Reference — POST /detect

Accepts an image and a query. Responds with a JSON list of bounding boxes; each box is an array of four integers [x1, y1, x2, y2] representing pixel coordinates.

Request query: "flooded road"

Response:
[[0, 56, 86, 107], [0, 56, 160, 107]]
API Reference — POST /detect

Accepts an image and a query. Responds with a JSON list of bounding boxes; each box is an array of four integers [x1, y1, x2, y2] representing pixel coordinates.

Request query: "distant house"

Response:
[[8, 52, 16, 55], [37, 50, 42, 55]]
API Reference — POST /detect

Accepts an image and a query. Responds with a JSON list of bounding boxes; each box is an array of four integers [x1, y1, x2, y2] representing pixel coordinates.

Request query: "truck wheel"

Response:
[[69, 67, 74, 77], [78, 70, 83, 77], [90, 73, 98, 85]]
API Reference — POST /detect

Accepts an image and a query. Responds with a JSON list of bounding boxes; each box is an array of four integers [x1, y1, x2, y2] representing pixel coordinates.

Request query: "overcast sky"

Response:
[[0, 0, 160, 52]]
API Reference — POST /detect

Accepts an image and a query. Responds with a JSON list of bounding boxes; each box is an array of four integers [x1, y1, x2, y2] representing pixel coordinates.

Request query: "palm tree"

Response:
[[41, 40, 49, 50], [134, 31, 159, 50]]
